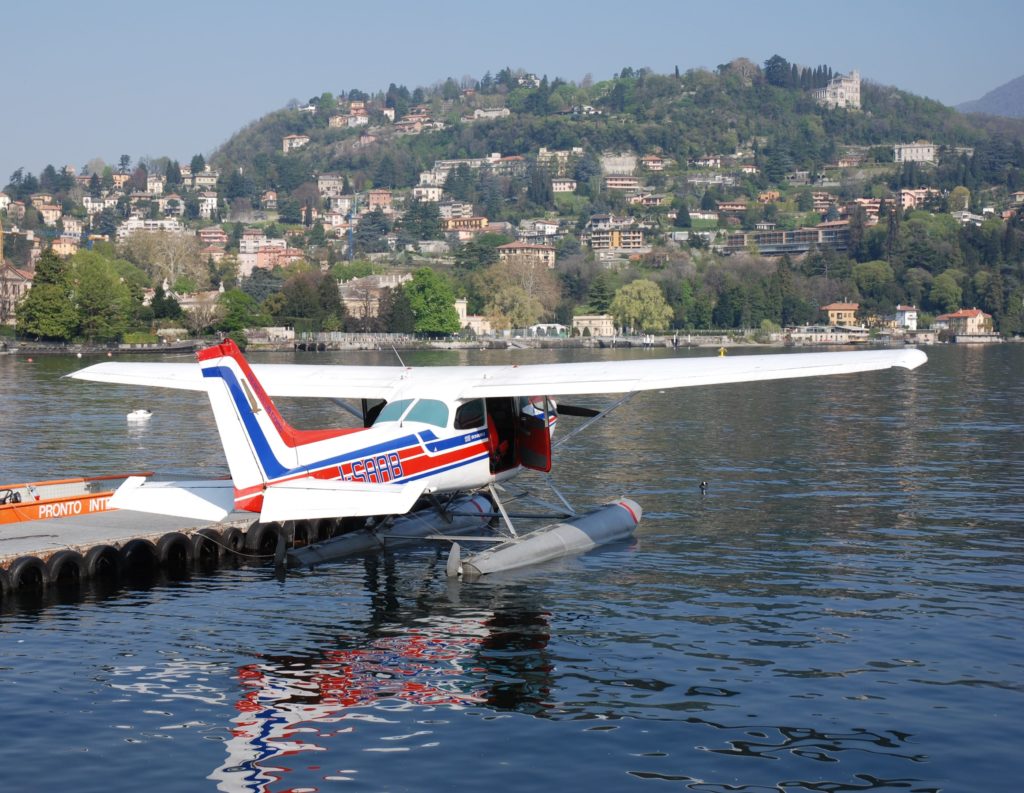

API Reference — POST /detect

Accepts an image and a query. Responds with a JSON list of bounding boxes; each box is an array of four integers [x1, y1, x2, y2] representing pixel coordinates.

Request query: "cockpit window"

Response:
[[454, 399, 485, 430], [404, 399, 450, 428], [373, 399, 413, 424]]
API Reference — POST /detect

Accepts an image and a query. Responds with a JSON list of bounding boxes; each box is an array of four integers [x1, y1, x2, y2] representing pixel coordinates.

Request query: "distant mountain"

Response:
[[957, 74, 1024, 118]]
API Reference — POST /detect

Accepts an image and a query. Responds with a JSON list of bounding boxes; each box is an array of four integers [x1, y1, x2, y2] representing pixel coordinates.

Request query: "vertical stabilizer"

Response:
[[197, 340, 297, 497], [196, 340, 362, 508]]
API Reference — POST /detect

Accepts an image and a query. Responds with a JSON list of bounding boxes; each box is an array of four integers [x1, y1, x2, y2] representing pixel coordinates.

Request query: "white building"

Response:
[[893, 305, 918, 331], [198, 192, 219, 220], [116, 216, 185, 240], [412, 185, 444, 202], [894, 141, 937, 164], [82, 195, 119, 215], [473, 107, 510, 120], [282, 134, 311, 153], [813, 70, 861, 110]]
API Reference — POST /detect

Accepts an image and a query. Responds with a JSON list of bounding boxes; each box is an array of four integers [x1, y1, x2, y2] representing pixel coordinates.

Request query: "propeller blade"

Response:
[[556, 403, 601, 418]]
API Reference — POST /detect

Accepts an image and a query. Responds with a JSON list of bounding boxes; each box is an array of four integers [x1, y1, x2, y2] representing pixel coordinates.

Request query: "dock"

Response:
[[0, 509, 334, 595]]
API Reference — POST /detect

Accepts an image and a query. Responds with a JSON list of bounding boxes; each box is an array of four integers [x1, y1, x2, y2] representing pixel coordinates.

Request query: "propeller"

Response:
[[556, 403, 600, 418]]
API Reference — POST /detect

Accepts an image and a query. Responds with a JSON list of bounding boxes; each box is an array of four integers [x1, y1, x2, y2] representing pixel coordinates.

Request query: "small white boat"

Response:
[[126, 409, 152, 421]]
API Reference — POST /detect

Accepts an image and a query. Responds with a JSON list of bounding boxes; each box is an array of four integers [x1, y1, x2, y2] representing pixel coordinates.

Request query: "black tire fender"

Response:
[[119, 538, 158, 574], [220, 526, 245, 554], [156, 532, 194, 571], [245, 522, 282, 556], [46, 550, 86, 587], [84, 544, 120, 580], [192, 528, 223, 565], [8, 555, 49, 591]]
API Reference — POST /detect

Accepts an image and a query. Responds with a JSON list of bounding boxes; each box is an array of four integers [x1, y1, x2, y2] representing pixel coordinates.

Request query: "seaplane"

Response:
[[70, 339, 927, 576]]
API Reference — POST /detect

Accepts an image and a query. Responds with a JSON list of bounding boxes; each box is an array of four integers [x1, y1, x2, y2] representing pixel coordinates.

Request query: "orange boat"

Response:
[[0, 473, 153, 525]]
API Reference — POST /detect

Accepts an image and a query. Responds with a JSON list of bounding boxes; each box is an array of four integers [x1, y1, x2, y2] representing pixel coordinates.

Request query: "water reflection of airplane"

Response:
[[209, 558, 553, 793]]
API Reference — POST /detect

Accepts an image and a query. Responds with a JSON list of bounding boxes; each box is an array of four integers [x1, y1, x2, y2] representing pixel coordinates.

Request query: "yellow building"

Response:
[[821, 301, 860, 326]]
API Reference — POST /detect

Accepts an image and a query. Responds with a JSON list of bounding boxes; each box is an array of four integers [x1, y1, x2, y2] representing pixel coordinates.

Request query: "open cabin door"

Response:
[[516, 396, 552, 472]]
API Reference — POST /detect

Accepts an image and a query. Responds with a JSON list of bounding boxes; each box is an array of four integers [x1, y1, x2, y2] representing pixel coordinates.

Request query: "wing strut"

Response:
[[488, 483, 519, 539], [553, 391, 639, 450]]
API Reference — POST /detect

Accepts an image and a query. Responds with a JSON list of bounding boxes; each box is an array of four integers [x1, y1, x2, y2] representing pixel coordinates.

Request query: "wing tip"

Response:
[[895, 348, 928, 370]]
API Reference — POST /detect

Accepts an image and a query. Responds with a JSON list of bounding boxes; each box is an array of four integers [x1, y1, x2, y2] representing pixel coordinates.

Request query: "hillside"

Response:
[[209, 59, 1024, 198], [957, 74, 1024, 119]]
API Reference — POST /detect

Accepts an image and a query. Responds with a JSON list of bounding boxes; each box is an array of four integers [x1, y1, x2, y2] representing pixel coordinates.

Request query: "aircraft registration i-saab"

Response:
[[69, 340, 927, 576]]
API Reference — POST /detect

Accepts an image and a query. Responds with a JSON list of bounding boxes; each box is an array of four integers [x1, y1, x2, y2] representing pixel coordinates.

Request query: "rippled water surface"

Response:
[[1, 344, 1022, 792]]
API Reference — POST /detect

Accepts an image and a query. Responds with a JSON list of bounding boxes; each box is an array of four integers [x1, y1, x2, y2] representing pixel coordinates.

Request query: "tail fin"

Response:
[[196, 340, 357, 505]]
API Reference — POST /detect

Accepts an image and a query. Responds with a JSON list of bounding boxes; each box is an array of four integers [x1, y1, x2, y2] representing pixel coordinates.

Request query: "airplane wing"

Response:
[[71, 348, 926, 401]]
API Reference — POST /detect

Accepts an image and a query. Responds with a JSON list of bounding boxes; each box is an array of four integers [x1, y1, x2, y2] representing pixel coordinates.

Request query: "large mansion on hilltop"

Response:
[[814, 70, 860, 110]]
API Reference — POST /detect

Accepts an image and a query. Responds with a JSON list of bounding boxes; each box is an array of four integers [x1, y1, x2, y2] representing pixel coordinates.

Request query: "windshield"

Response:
[[403, 399, 449, 428], [373, 399, 413, 424], [371, 398, 450, 428]]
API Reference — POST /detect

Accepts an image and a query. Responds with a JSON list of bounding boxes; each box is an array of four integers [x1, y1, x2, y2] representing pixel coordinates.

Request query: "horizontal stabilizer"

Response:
[[260, 477, 425, 523], [110, 476, 235, 522]]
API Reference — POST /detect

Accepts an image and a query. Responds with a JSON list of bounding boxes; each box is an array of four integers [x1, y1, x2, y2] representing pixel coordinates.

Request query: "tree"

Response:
[[72, 252, 132, 342], [377, 285, 415, 333], [165, 160, 182, 187], [587, 271, 615, 312], [526, 166, 553, 208], [241, 267, 283, 304], [183, 301, 223, 335], [853, 260, 895, 297], [929, 271, 963, 313], [216, 289, 260, 332], [353, 208, 392, 253], [16, 283, 78, 340], [400, 199, 442, 241], [484, 285, 544, 330], [482, 257, 560, 318], [405, 268, 460, 334], [610, 279, 673, 332], [948, 186, 971, 212], [763, 55, 792, 87], [151, 283, 183, 319], [190, 154, 206, 175], [119, 230, 205, 287], [32, 249, 71, 288]]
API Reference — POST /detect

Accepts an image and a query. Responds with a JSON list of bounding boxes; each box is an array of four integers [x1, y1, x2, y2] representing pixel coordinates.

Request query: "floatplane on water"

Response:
[[69, 340, 927, 576]]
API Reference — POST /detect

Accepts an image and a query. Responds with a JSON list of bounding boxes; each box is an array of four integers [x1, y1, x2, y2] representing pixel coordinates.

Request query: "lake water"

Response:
[[0, 344, 1022, 792]]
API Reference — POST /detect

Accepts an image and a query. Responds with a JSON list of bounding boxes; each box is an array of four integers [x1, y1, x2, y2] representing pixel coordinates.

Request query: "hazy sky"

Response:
[[2, 0, 1021, 184]]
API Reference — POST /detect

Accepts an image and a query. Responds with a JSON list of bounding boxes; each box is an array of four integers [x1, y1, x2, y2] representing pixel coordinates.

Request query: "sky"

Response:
[[2, 0, 1022, 185]]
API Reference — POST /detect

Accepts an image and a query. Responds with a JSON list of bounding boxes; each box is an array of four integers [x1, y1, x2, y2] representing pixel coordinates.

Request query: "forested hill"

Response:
[[209, 57, 1024, 196]]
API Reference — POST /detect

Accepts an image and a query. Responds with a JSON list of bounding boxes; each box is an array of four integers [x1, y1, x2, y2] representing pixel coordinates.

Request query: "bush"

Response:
[[122, 332, 159, 344]]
